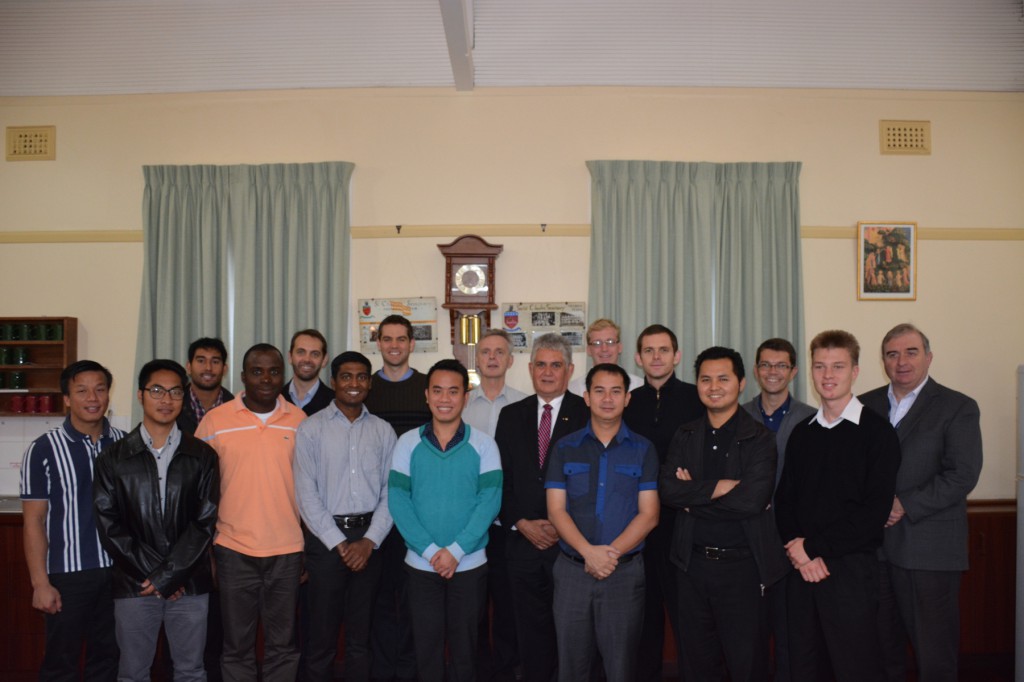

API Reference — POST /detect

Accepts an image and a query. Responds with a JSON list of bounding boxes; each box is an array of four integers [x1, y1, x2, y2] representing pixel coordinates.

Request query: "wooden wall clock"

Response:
[[437, 235, 503, 374]]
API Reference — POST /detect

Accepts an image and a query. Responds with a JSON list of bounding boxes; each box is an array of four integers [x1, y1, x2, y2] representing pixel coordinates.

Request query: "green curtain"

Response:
[[586, 160, 804, 399], [135, 162, 354, 419]]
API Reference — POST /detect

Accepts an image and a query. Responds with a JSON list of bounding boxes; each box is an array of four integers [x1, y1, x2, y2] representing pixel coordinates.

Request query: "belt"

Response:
[[561, 550, 638, 565], [333, 513, 373, 529], [692, 544, 752, 560]]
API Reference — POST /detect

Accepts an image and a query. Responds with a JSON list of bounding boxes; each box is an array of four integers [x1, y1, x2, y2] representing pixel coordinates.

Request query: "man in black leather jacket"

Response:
[[94, 359, 220, 682]]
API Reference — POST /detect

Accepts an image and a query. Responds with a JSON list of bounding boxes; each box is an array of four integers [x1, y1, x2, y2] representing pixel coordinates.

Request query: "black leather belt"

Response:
[[692, 544, 752, 560], [333, 513, 372, 529], [562, 550, 638, 564]]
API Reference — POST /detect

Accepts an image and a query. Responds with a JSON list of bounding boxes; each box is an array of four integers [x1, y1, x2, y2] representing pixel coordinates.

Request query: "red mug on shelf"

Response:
[[10, 395, 25, 413], [38, 395, 54, 413], [24, 395, 38, 413]]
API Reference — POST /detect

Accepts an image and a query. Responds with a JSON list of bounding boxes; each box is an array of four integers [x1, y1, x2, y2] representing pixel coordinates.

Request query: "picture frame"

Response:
[[857, 221, 917, 301]]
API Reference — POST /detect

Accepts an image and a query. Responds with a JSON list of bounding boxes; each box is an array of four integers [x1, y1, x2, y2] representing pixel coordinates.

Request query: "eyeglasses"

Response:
[[757, 362, 792, 372], [588, 339, 619, 348], [144, 385, 185, 400]]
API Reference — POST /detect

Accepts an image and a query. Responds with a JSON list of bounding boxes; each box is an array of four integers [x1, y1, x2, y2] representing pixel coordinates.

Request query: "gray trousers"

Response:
[[114, 593, 208, 682], [552, 553, 645, 682]]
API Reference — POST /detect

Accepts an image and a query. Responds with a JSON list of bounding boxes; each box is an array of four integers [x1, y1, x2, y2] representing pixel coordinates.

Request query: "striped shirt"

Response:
[[20, 417, 126, 574]]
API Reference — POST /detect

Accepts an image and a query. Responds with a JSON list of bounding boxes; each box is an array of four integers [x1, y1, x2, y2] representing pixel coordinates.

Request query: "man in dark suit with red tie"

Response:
[[495, 333, 589, 682]]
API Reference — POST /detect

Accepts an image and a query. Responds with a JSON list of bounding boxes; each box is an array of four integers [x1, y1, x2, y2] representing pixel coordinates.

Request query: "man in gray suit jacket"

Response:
[[742, 337, 815, 682], [860, 323, 983, 682]]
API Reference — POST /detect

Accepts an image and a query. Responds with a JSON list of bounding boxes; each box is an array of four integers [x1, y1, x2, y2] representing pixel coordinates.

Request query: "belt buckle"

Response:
[[704, 546, 722, 560]]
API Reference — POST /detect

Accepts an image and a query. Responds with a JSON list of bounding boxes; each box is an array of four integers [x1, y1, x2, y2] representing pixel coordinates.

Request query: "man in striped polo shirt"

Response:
[[21, 359, 126, 681]]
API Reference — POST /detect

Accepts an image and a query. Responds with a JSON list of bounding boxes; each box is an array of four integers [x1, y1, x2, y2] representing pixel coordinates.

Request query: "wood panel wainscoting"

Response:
[[0, 499, 1016, 680]]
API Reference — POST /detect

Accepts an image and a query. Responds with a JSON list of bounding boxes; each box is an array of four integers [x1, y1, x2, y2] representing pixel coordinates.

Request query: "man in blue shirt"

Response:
[[545, 363, 659, 682], [21, 360, 126, 681]]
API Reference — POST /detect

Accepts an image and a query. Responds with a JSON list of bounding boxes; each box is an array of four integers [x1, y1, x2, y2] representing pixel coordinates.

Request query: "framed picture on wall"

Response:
[[857, 221, 917, 301]]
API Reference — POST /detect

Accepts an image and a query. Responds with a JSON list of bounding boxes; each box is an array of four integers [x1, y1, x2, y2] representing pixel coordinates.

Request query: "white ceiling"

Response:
[[1, 0, 1022, 96]]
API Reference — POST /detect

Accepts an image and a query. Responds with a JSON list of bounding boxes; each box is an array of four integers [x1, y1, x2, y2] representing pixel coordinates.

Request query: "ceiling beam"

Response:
[[438, 0, 474, 91]]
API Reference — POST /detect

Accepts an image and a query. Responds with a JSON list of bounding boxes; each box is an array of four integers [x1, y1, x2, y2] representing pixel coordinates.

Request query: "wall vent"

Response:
[[6, 126, 56, 161], [880, 120, 931, 155]]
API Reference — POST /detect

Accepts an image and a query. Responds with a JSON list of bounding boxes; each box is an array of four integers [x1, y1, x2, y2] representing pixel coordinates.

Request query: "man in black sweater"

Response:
[[623, 324, 704, 681], [775, 330, 900, 682], [364, 314, 429, 682]]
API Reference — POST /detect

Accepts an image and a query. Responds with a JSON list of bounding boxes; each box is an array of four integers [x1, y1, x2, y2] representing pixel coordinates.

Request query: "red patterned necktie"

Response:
[[538, 403, 553, 468]]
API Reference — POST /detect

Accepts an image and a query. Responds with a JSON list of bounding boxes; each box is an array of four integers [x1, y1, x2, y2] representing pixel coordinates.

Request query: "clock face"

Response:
[[453, 263, 489, 296]]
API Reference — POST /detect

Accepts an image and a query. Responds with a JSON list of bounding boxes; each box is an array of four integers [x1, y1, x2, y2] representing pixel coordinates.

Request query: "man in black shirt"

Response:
[[623, 324, 703, 681], [660, 347, 788, 682]]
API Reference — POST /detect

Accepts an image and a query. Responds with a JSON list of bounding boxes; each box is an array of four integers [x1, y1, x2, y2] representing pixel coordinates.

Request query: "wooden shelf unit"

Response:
[[0, 317, 77, 417]]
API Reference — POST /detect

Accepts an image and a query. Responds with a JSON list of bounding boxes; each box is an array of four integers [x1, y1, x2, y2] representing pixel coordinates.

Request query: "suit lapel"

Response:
[[894, 378, 939, 442]]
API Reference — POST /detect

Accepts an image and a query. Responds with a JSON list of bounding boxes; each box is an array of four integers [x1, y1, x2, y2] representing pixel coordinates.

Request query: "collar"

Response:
[[579, 419, 635, 447], [235, 392, 290, 417], [887, 374, 930, 406], [758, 393, 792, 419], [705, 409, 741, 435], [813, 395, 864, 429], [328, 401, 369, 422], [423, 419, 467, 452], [377, 367, 414, 382], [470, 382, 513, 404], [140, 421, 181, 455], [62, 415, 113, 443], [539, 392, 566, 413]]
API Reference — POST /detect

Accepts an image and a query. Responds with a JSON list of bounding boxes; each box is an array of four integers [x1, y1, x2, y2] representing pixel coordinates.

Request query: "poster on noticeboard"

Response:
[[357, 297, 438, 353], [497, 301, 586, 354]]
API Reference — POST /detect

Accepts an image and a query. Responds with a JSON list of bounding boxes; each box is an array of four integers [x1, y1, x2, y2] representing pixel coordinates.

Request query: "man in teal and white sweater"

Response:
[[388, 358, 502, 682]]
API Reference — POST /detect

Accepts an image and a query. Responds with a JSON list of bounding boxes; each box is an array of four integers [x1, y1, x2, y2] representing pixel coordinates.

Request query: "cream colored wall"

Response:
[[1, 87, 1021, 499]]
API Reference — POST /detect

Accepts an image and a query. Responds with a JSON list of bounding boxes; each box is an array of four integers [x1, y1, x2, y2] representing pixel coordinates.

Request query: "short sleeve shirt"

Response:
[[545, 421, 658, 557]]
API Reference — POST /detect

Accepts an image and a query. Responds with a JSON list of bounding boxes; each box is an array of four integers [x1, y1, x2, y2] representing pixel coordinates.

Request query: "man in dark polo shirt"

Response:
[[546, 363, 659, 682], [660, 346, 788, 682]]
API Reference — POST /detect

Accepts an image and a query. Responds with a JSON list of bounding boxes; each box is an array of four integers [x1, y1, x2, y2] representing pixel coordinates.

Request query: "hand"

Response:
[[429, 548, 459, 579], [582, 544, 620, 580], [32, 583, 62, 614], [798, 557, 830, 583], [675, 467, 692, 481], [139, 579, 157, 597], [783, 537, 812, 569], [517, 518, 559, 551], [339, 538, 374, 572], [163, 587, 186, 602], [885, 496, 906, 528], [712, 479, 740, 499]]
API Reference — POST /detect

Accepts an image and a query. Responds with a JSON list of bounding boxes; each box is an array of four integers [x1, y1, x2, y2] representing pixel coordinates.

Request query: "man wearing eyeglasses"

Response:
[[568, 318, 643, 395], [741, 338, 815, 682], [94, 359, 220, 682]]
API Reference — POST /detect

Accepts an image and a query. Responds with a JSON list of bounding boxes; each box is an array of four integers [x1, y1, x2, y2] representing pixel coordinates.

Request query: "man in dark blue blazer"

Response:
[[860, 323, 982, 682], [495, 333, 589, 682]]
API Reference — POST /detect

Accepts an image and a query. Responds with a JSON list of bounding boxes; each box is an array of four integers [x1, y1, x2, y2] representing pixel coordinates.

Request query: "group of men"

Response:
[[20, 314, 981, 682]]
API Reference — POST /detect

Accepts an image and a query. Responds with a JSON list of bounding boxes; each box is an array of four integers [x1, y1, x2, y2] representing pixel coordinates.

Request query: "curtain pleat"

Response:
[[587, 160, 803, 399]]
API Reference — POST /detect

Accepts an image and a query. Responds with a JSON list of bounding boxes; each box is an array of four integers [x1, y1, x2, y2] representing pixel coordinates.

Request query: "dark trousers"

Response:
[[479, 524, 519, 678], [40, 567, 119, 682], [302, 526, 383, 682], [636, 520, 679, 682], [552, 553, 645, 682], [406, 563, 488, 682], [506, 538, 560, 682], [371, 527, 416, 680], [767, 572, 792, 682], [675, 551, 768, 682], [878, 561, 962, 682], [214, 545, 302, 682], [787, 552, 884, 682]]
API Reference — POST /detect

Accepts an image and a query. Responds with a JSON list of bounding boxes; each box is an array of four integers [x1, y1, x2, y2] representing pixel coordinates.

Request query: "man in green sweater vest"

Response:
[[388, 359, 503, 682]]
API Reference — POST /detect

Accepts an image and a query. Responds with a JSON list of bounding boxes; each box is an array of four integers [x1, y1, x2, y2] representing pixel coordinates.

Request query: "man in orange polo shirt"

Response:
[[196, 343, 306, 682]]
